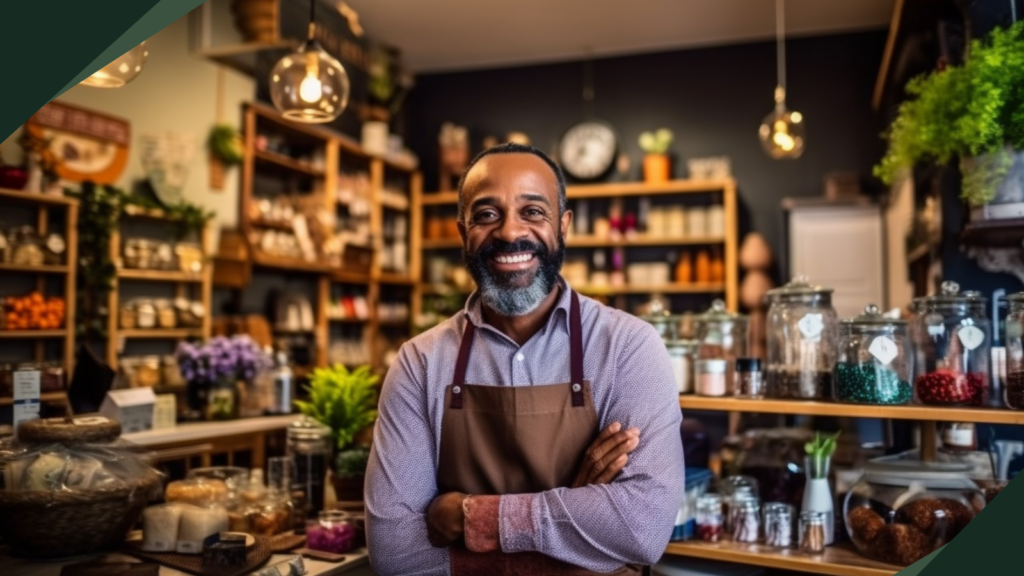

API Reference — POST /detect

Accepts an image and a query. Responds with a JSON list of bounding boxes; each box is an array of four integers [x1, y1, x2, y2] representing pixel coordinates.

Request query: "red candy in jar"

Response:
[[914, 369, 986, 406]]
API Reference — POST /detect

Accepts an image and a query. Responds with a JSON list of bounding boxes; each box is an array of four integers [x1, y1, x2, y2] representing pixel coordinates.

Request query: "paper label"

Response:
[[869, 336, 899, 365], [797, 314, 824, 341], [928, 324, 945, 337], [144, 540, 176, 552], [958, 326, 985, 351], [12, 370, 41, 437], [176, 540, 202, 554]]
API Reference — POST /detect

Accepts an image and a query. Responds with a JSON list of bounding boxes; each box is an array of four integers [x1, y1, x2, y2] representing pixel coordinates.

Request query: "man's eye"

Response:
[[473, 210, 498, 222], [524, 208, 544, 218]]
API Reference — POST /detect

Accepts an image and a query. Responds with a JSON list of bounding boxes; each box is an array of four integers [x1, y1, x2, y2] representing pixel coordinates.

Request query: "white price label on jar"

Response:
[[869, 336, 898, 365], [797, 314, 824, 340], [927, 324, 945, 337], [958, 326, 985, 350]]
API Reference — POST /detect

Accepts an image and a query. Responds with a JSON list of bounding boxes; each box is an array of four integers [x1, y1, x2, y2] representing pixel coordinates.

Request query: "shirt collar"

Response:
[[463, 276, 573, 336]]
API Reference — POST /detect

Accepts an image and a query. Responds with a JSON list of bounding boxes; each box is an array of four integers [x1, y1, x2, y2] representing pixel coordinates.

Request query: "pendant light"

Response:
[[269, 0, 349, 123], [79, 41, 149, 88], [758, 0, 805, 159]]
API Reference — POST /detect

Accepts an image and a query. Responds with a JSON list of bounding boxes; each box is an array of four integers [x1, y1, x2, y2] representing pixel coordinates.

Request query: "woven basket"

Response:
[[0, 470, 160, 559]]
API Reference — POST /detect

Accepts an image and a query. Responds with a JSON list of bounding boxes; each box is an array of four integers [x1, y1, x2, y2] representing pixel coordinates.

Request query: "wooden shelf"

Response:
[[254, 149, 325, 177], [328, 317, 370, 323], [0, 392, 69, 407], [422, 236, 725, 250], [0, 263, 69, 274], [664, 541, 898, 576], [380, 196, 410, 211], [249, 217, 294, 231], [0, 188, 76, 206], [578, 282, 725, 295], [421, 191, 459, 205], [422, 238, 462, 249], [118, 269, 204, 283], [252, 252, 333, 274], [0, 329, 67, 338], [678, 395, 1024, 425], [568, 179, 734, 198], [331, 270, 372, 284], [119, 328, 203, 339], [378, 272, 416, 285]]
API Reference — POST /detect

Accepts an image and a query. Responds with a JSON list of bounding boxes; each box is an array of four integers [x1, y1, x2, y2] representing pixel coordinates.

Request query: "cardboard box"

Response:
[[100, 388, 155, 433]]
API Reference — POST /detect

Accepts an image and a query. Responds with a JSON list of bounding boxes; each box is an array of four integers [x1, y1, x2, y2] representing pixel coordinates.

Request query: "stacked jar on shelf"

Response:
[[692, 299, 749, 397], [764, 277, 838, 400], [834, 305, 913, 405]]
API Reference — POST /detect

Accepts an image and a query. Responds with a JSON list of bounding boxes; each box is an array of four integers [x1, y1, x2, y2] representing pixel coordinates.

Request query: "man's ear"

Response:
[[560, 208, 573, 238]]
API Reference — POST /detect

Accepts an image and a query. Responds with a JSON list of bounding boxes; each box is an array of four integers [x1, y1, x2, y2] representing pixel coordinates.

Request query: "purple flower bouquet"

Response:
[[176, 335, 272, 385]]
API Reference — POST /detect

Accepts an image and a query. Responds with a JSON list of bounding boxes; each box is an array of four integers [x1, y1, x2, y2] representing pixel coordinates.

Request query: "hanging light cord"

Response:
[[775, 0, 786, 105], [308, 0, 317, 40]]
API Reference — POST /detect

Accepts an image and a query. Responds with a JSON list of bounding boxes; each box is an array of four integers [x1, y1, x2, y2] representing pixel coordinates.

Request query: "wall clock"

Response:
[[558, 120, 618, 181]]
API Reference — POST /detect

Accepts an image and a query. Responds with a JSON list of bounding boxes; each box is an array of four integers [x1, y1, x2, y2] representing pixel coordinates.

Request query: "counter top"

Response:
[[121, 415, 298, 447], [0, 548, 374, 576]]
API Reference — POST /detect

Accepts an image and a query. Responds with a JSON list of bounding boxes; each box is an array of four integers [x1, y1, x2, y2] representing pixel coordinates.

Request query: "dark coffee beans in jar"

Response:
[[766, 369, 832, 399], [1005, 371, 1024, 409], [914, 369, 986, 406], [835, 363, 911, 405]]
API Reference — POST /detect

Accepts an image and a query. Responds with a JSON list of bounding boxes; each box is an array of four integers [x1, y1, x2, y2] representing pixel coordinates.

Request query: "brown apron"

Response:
[[437, 290, 642, 576]]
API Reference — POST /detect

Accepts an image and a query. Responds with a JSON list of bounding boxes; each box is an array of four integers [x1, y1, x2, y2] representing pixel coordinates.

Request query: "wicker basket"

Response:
[[0, 470, 160, 558]]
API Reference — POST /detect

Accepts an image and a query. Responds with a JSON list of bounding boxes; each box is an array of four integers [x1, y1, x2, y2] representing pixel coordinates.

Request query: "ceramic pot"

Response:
[[964, 149, 1024, 221], [643, 154, 670, 184]]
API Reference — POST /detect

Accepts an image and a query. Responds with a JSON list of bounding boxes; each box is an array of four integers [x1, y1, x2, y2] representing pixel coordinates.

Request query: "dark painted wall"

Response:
[[406, 30, 890, 265]]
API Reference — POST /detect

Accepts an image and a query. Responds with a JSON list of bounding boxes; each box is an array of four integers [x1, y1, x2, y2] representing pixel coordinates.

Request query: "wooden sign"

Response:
[[26, 101, 131, 184]]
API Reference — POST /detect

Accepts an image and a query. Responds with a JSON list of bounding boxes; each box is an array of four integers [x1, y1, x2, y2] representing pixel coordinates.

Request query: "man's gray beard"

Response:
[[477, 270, 551, 317]]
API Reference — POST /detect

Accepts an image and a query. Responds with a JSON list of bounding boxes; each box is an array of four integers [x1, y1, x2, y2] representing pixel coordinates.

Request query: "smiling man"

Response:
[[365, 143, 685, 575]]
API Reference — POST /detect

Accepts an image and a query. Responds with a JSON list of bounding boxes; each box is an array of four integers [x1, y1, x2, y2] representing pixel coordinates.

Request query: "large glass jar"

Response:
[[843, 462, 984, 566], [911, 281, 990, 407], [1005, 291, 1024, 408], [835, 304, 913, 405], [764, 276, 839, 399], [693, 299, 749, 394], [287, 417, 332, 518]]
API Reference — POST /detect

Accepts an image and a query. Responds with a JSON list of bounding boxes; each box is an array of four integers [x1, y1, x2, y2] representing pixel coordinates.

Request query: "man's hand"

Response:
[[572, 422, 640, 488], [426, 491, 467, 547]]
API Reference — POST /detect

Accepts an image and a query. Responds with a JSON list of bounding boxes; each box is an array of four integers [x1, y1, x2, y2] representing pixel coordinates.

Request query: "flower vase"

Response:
[[802, 455, 834, 545], [207, 378, 239, 421]]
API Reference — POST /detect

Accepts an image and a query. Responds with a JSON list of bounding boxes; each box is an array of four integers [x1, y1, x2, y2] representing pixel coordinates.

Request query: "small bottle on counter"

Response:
[[763, 502, 794, 547], [696, 359, 728, 396], [695, 494, 723, 542], [734, 358, 765, 399], [271, 350, 294, 415], [799, 511, 827, 554], [731, 498, 760, 543]]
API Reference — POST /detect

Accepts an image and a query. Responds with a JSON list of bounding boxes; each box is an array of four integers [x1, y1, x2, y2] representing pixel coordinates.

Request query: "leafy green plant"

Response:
[[805, 431, 840, 479], [639, 128, 673, 155], [875, 22, 1024, 207], [336, 447, 371, 479], [294, 364, 380, 452], [207, 124, 244, 166]]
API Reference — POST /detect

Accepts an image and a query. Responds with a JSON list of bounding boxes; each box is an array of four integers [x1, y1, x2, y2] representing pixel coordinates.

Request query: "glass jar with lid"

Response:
[[693, 299, 749, 393], [843, 461, 984, 565], [911, 281, 990, 407], [136, 299, 157, 328], [1004, 291, 1024, 408], [287, 417, 333, 517], [665, 340, 698, 394], [835, 304, 913, 405], [764, 276, 838, 399]]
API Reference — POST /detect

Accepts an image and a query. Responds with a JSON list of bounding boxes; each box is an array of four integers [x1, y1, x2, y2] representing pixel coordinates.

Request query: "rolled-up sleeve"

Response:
[[365, 347, 450, 576], [497, 321, 686, 571]]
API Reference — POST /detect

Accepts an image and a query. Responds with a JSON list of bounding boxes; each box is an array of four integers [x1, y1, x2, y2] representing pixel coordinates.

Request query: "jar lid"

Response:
[[665, 339, 699, 351], [765, 275, 833, 298], [861, 460, 978, 490], [697, 359, 728, 373], [842, 304, 906, 326], [735, 358, 762, 372], [288, 416, 332, 439], [694, 299, 748, 323], [920, 281, 986, 306], [1007, 291, 1024, 303]]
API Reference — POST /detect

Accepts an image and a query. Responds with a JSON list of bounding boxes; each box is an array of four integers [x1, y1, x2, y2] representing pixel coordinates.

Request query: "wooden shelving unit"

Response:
[[0, 188, 78, 414], [218, 102, 422, 374], [665, 541, 898, 576], [106, 211, 213, 369], [417, 178, 739, 315]]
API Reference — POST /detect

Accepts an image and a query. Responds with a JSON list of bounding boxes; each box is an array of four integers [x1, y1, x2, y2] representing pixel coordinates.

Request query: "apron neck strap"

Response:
[[452, 291, 585, 406]]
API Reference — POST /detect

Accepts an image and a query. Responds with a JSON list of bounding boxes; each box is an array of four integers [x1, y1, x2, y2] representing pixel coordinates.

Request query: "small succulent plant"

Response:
[[639, 128, 674, 155]]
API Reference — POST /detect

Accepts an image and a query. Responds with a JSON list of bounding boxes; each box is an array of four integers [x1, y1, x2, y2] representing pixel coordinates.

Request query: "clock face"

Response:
[[558, 121, 617, 181]]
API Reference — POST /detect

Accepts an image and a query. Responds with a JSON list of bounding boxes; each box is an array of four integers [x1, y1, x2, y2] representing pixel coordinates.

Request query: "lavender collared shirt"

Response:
[[365, 280, 686, 575]]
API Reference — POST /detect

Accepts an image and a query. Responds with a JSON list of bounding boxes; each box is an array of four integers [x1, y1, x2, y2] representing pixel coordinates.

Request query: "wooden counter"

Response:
[[663, 541, 899, 576]]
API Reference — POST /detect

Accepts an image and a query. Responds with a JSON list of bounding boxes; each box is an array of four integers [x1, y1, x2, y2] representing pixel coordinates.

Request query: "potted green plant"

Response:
[[639, 128, 674, 184], [294, 364, 380, 502], [875, 22, 1024, 220]]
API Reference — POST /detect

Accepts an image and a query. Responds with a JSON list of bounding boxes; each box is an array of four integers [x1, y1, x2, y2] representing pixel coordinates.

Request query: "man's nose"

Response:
[[494, 214, 529, 244]]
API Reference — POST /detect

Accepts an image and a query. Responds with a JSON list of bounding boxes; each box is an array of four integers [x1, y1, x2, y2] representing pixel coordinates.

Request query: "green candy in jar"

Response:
[[835, 362, 912, 405]]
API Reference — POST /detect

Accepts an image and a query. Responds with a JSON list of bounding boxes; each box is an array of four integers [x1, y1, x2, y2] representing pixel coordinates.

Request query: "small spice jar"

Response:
[[1004, 291, 1024, 408], [799, 511, 827, 554], [734, 357, 765, 399], [306, 510, 356, 554], [666, 340, 698, 394], [835, 304, 913, 405], [696, 359, 728, 396], [156, 299, 177, 329], [136, 299, 157, 329], [731, 497, 760, 543], [695, 494, 723, 542], [763, 502, 795, 547], [120, 301, 137, 329], [911, 281, 990, 407]]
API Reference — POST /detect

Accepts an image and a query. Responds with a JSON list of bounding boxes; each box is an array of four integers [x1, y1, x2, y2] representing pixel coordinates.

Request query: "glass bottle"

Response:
[[271, 350, 294, 415], [1003, 291, 1024, 408], [734, 358, 765, 399], [694, 250, 711, 283], [287, 417, 333, 517], [675, 251, 692, 284], [835, 304, 913, 405], [911, 281, 990, 407], [764, 276, 839, 400]]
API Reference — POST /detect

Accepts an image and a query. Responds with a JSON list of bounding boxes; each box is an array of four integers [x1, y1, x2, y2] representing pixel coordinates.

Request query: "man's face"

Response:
[[459, 153, 573, 317]]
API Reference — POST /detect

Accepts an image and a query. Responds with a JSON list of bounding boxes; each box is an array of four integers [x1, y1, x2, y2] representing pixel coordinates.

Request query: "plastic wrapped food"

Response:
[[166, 477, 229, 507]]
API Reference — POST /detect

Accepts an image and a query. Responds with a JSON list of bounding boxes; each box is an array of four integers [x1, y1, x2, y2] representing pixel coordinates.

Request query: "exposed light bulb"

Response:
[[299, 73, 323, 103]]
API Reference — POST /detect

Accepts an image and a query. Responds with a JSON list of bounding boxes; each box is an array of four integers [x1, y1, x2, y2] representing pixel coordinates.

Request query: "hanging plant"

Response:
[[207, 124, 244, 166]]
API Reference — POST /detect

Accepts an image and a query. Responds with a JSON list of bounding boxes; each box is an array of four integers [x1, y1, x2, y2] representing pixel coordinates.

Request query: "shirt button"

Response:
[[453, 386, 461, 394], [516, 353, 525, 362], [572, 383, 581, 393]]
